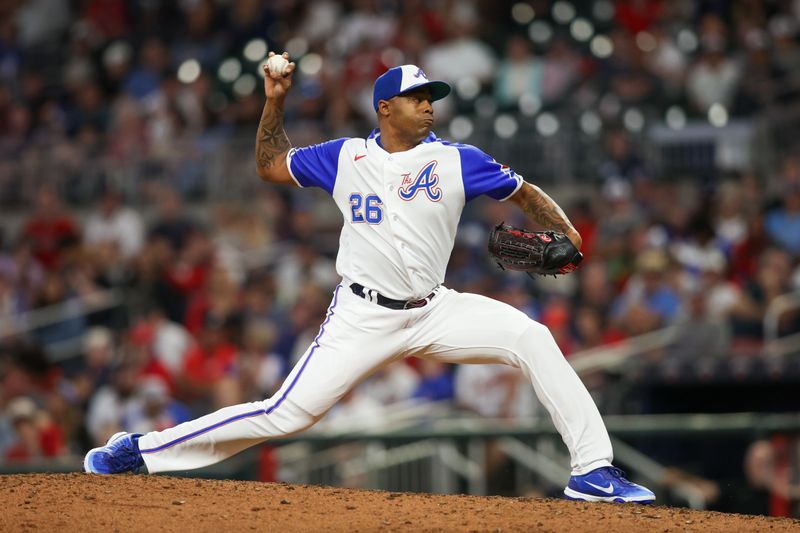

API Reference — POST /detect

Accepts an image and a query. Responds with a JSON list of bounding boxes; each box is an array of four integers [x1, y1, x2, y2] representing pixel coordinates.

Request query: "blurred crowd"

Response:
[[3, 0, 800, 200], [0, 2, 798, 514]]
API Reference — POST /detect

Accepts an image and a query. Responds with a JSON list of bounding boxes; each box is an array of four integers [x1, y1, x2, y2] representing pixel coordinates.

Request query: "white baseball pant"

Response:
[[138, 283, 613, 475]]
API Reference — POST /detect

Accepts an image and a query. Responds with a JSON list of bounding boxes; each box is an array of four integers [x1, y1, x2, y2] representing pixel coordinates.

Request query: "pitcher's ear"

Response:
[[377, 99, 391, 118]]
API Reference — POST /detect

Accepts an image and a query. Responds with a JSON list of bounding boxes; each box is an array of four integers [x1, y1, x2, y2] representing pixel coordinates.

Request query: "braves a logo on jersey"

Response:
[[399, 161, 442, 202]]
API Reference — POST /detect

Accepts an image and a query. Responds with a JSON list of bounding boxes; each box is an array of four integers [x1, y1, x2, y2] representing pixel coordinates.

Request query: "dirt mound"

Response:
[[1, 474, 797, 532]]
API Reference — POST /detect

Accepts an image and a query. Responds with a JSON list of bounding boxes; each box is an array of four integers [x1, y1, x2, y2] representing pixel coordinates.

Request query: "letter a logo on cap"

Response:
[[414, 68, 428, 80]]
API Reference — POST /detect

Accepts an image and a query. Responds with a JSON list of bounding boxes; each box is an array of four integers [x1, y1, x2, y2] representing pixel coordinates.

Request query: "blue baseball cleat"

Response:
[[564, 466, 655, 503], [84, 432, 145, 474]]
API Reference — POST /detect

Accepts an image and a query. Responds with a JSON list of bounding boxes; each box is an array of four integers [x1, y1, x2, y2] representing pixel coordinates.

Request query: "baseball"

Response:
[[267, 54, 290, 76]]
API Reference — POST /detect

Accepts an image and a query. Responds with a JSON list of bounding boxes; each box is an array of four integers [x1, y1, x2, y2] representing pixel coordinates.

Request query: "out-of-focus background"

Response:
[[0, 0, 799, 518]]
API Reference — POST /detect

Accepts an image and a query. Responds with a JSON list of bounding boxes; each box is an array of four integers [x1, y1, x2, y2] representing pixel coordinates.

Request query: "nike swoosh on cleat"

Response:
[[354, 154, 367, 161], [585, 481, 615, 494]]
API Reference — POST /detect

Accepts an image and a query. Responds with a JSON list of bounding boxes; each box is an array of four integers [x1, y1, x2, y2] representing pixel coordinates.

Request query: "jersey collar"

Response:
[[368, 129, 439, 153]]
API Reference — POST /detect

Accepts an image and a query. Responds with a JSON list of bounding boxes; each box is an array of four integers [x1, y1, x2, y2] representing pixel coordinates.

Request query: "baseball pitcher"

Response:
[[85, 52, 654, 504]]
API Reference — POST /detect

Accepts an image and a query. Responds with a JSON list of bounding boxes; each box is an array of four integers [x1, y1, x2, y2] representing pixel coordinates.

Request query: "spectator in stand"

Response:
[[30, 271, 86, 346], [80, 0, 130, 42], [671, 211, 727, 287], [68, 79, 110, 137], [85, 360, 139, 446], [128, 305, 193, 381], [539, 296, 575, 355], [0, 238, 41, 324], [159, 226, 213, 325], [615, 0, 663, 36], [240, 272, 279, 323], [494, 35, 542, 110], [698, 253, 741, 324], [225, 0, 277, 57], [642, 25, 687, 98], [573, 305, 625, 351], [422, 10, 495, 88], [220, 319, 284, 405], [84, 188, 145, 261], [332, 0, 397, 57], [123, 377, 192, 435], [454, 362, 538, 494], [105, 96, 146, 164], [179, 314, 239, 410], [661, 248, 738, 358], [274, 240, 338, 309], [0, 18, 22, 85], [495, 280, 540, 321], [356, 362, 420, 407], [412, 360, 454, 402], [69, 327, 117, 408], [540, 38, 582, 106], [455, 363, 537, 420], [713, 179, 749, 254], [686, 18, 740, 113], [316, 388, 385, 431], [744, 435, 800, 517], [276, 283, 330, 365], [171, 0, 225, 69], [123, 36, 170, 101], [593, 178, 644, 286], [603, 30, 658, 107], [769, 13, 800, 87], [184, 263, 242, 337], [13, 0, 71, 52], [3, 396, 64, 463], [764, 179, 800, 256], [21, 184, 80, 271], [730, 210, 770, 286], [734, 30, 785, 115], [597, 130, 649, 185], [0, 343, 56, 400], [730, 248, 798, 342], [572, 261, 618, 318], [611, 249, 682, 336], [149, 184, 200, 252]]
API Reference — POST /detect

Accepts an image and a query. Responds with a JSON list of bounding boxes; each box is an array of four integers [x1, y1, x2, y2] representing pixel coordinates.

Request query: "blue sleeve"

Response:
[[458, 144, 523, 202], [287, 138, 348, 195]]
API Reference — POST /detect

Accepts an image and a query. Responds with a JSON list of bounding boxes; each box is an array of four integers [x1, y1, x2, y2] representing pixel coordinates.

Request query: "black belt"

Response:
[[350, 283, 437, 310]]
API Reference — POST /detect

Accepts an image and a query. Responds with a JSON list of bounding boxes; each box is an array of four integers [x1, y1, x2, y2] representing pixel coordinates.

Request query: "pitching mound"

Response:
[[2, 474, 797, 532]]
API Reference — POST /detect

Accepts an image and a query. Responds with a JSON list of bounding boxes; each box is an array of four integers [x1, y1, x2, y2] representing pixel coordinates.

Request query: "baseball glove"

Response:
[[488, 223, 583, 276]]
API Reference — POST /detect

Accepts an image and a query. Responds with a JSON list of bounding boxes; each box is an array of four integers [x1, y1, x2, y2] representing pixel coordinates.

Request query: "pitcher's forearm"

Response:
[[510, 182, 581, 248], [255, 100, 291, 176]]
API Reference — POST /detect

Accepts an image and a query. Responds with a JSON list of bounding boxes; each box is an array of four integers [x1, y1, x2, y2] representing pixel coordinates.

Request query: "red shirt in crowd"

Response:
[[22, 216, 79, 270]]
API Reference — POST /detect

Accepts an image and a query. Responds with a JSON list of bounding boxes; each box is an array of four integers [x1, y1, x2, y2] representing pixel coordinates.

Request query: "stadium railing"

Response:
[[3, 410, 799, 510]]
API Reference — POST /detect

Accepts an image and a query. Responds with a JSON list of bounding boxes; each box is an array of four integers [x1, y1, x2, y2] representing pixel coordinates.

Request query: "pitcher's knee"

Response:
[[514, 322, 563, 358], [262, 397, 320, 436], [519, 320, 555, 343]]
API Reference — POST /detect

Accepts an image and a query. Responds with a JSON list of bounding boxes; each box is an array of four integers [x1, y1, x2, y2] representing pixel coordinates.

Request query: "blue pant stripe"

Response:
[[140, 284, 341, 455]]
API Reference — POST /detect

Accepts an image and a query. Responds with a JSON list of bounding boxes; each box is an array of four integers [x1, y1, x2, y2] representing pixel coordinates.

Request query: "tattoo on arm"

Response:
[[516, 183, 575, 233], [255, 103, 291, 171]]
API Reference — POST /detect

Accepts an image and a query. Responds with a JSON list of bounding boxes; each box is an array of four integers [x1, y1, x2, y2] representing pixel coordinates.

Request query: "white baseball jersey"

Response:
[[136, 131, 613, 479], [285, 130, 523, 299]]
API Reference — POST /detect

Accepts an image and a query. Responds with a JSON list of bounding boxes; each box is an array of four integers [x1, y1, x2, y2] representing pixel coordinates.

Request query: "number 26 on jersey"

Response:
[[349, 193, 383, 224]]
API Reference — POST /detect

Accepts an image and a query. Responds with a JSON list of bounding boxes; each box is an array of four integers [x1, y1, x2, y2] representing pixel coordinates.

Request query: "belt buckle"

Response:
[[403, 298, 426, 310], [403, 291, 435, 310]]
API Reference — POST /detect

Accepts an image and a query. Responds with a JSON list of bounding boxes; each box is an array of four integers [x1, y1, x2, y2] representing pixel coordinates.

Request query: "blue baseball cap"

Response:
[[372, 65, 451, 111]]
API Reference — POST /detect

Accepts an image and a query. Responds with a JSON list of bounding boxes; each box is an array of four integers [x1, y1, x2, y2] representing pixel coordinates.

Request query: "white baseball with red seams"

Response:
[[266, 54, 290, 76], [135, 66, 614, 478]]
